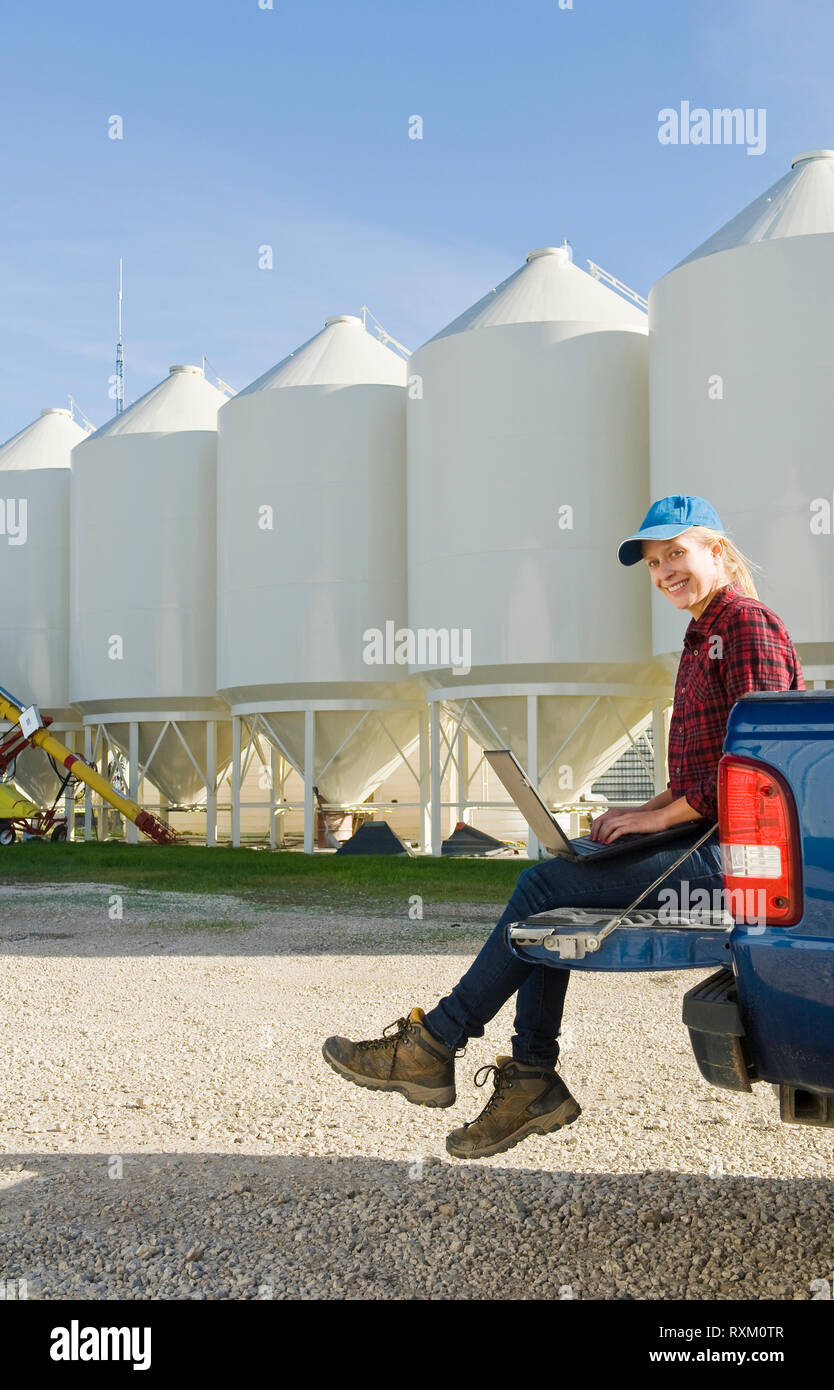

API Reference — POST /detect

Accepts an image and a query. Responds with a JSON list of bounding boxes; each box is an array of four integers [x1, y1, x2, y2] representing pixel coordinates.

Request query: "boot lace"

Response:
[[468, 1061, 515, 1125], [353, 1016, 414, 1078], [355, 1017, 465, 1070], [355, 1016, 411, 1052]]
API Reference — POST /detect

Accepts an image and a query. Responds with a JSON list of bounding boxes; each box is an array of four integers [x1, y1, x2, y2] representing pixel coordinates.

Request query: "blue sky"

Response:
[[0, 0, 831, 439]]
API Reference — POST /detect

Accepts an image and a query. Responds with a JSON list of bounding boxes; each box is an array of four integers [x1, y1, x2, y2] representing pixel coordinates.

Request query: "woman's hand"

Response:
[[588, 806, 669, 843]]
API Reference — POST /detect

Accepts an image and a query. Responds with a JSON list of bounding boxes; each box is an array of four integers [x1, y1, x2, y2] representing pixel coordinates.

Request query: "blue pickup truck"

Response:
[[507, 690, 834, 1130]]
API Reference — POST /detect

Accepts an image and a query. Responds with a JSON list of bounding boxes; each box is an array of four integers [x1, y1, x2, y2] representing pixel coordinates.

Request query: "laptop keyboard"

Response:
[[572, 834, 642, 855]]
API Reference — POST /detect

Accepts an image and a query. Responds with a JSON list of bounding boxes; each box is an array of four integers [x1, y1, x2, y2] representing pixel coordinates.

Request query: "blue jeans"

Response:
[[423, 828, 723, 1068]]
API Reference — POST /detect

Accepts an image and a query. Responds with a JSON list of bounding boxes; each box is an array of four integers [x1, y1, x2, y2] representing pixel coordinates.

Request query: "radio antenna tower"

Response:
[[115, 258, 125, 414]]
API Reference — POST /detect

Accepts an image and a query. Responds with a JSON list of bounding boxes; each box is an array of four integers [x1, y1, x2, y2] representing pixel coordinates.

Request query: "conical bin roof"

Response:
[[0, 407, 87, 470], [87, 364, 228, 438], [236, 315, 406, 394], [673, 150, 834, 271], [426, 245, 647, 344]]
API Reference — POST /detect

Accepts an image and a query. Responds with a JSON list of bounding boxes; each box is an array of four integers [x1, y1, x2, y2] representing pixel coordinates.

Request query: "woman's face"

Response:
[[641, 530, 726, 614]]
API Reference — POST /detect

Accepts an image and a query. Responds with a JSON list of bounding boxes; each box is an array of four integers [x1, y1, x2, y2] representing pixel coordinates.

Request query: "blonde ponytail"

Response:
[[690, 525, 761, 600]]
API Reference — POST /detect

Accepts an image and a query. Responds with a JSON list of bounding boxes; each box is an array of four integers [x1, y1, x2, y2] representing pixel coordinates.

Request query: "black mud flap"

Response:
[[779, 1085, 834, 1128], [682, 967, 759, 1093]]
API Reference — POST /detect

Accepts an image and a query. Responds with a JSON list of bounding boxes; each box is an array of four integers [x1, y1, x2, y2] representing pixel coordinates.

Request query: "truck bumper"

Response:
[[682, 966, 759, 1093]]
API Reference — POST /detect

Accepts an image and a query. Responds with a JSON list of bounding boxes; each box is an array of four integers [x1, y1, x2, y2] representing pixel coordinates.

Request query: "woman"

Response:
[[322, 495, 805, 1159]]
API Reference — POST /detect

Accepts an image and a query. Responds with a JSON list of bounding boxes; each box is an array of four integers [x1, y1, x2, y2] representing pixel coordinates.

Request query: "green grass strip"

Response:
[[0, 842, 530, 905]]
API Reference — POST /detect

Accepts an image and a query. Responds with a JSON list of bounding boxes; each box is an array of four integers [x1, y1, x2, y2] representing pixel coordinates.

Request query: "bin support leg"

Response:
[[526, 694, 539, 860], [64, 731, 75, 841], [430, 702, 442, 857], [304, 710, 315, 855], [126, 723, 138, 845], [418, 707, 430, 853], [206, 720, 217, 847], [457, 730, 468, 825], [84, 726, 93, 842], [268, 745, 277, 850], [231, 716, 241, 848]]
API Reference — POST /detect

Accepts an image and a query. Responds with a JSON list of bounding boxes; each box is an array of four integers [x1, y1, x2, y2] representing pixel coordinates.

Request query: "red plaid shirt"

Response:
[[667, 582, 804, 820]]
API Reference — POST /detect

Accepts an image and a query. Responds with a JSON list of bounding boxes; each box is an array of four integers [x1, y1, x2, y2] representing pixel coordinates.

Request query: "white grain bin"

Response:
[[0, 408, 89, 804], [649, 150, 834, 677], [217, 315, 422, 833], [70, 366, 232, 810], [407, 246, 667, 812]]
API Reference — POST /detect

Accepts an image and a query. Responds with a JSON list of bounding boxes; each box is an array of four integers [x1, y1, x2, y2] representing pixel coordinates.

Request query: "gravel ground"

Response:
[[1, 882, 832, 1301]]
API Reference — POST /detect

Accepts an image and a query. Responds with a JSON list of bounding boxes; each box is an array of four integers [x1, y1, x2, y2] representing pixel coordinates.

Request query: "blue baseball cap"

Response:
[[617, 495, 725, 567]]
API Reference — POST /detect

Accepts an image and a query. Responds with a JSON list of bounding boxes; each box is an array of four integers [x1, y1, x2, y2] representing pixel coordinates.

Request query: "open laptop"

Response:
[[484, 749, 714, 864]]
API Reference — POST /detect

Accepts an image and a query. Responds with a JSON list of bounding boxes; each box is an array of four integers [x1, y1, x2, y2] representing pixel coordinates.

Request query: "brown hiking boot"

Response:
[[446, 1056, 581, 1159], [322, 1007, 457, 1107]]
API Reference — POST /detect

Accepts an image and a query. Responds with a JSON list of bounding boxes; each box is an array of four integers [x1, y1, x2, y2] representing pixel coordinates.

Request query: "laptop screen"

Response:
[[484, 749, 573, 855]]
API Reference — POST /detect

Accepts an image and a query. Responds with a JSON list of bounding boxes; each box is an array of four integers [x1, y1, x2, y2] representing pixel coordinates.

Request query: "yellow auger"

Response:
[[0, 685, 179, 845]]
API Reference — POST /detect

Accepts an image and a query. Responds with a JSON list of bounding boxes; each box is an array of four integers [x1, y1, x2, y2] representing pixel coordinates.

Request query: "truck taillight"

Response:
[[717, 755, 802, 927]]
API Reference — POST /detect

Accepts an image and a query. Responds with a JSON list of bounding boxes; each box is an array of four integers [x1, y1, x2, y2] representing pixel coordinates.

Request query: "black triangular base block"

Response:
[[441, 822, 508, 856], [335, 821, 410, 855]]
